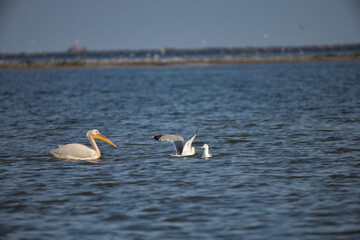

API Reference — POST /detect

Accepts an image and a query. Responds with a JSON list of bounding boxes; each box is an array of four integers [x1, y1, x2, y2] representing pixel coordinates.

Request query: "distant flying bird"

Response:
[[152, 130, 198, 156], [50, 129, 117, 160], [299, 23, 304, 30], [201, 144, 213, 159]]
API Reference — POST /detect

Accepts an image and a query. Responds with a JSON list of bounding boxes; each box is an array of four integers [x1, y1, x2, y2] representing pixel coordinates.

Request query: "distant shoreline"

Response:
[[1, 54, 359, 70]]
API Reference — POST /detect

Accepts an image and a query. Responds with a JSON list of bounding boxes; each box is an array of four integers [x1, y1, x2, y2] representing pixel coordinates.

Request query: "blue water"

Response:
[[1, 62, 360, 239]]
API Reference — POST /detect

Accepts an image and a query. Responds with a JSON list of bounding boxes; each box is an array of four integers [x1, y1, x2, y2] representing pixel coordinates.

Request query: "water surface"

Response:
[[1, 62, 360, 239]]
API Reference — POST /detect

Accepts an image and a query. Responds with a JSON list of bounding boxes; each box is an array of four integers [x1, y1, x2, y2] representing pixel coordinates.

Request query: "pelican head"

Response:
[[87, 129, 117, 148]]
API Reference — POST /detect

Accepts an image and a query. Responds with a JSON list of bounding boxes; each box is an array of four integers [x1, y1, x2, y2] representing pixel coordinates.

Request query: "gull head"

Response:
[[201, 144, 209, 150]]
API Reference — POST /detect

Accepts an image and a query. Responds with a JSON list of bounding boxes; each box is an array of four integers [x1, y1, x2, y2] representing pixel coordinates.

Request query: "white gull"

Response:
[[152, 130, 198, 157], [201, 144, 213, 159]]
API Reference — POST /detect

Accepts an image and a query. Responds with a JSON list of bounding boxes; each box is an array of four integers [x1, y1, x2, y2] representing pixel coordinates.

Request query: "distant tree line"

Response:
[[1, 43, 360, 60]]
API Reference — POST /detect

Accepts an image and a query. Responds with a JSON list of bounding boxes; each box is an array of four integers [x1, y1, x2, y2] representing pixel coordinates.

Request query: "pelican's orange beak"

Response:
[[93, 133, 117, 148], [201, 146, 205, 149]]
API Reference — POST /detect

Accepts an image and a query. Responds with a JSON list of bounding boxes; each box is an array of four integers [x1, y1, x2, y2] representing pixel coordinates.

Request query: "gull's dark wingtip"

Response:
[[152, 135, 162, 141]]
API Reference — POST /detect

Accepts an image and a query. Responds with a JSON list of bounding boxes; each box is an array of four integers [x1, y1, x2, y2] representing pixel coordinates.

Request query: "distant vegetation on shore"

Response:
[[1, 43, 359, 69]]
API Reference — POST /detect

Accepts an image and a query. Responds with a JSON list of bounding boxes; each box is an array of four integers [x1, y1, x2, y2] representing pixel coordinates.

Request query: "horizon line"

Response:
[[2, 42, 360, 56]]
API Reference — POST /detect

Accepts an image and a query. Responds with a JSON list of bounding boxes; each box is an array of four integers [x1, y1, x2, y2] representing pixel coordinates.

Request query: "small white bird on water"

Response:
[[152, 130, 198, 157], [50, 129, 117, 160], [201, 144, 213, 159]]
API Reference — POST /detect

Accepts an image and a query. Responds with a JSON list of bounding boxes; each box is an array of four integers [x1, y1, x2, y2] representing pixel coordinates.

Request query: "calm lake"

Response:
[[1, 61, 360, 239]]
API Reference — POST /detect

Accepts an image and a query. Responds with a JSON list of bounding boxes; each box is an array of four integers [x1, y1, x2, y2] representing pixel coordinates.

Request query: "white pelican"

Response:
[[50, 129, 117, 160], [201, 144, 213, 159], [152, 130, 198, 157]]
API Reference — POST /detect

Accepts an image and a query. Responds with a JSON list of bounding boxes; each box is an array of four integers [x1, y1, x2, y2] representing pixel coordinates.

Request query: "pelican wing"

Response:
[[50, 143, 96, 160], [182, 130, 198, 155], [152, 135, 184, 155]]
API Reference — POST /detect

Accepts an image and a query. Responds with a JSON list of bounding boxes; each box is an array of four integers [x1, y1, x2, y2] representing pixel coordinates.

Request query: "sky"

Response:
[[0, 0, 359, 53]]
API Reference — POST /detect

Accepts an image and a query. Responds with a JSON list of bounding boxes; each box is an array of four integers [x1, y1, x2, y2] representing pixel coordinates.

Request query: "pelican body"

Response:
[[201, 144, 213, 159], [50, 129, 117, 160], [152, 130, 198, 157]]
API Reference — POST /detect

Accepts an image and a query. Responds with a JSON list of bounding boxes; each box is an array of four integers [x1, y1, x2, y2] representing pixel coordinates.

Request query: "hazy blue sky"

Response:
[[0, 0, 359, 53]]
